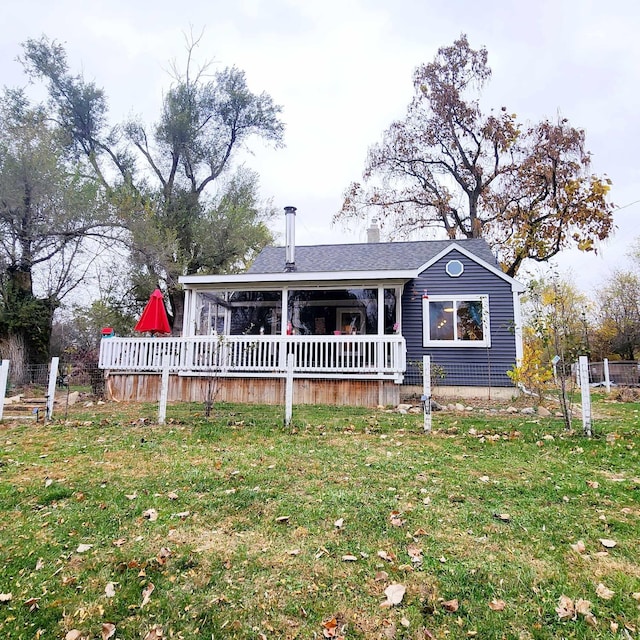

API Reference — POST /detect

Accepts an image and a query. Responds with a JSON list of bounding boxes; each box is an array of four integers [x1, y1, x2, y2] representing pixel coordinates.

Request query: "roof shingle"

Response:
[[248, 238, 500, 274]]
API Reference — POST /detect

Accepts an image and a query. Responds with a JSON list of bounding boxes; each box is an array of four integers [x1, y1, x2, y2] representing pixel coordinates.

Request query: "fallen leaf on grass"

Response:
[[167, 491, 178, 500], [556, 595, 575, 620], [334, 518, 344, 529], [493, 513, 511, 522], [381, 583, 406, 608], [105, 582, 117, 598], [599, 538, 617, 548], [24, 597, 40, 612], [441, 598, 459, 612], [171, 511, 189, 519], [0, 593, 12, 603], [570, 540, 586, 554], [632, 592, 640, 601], [112, 538, 126, 547], [595, 583, 615, 600], [586, 480, 599, 489], [143, 626, 163, 640], [275, 515, 290, 523], [488, 599, 506, 611], [35, 558, 44, 571], [101, 623, 116, 640], [322, 616, 346, 639], [377, 550, 395, 562], [389, 511, 405, 527], [76, 543, 93, 554], [141, 583, 155, 608], [156, 547, 172, 565], [143, 509, 159, 522], [575, 599, 597, 627], [65, 631, 83, 640], [407, 544, 423, 564], [375, 571, 389, 582], [125, 492, 137, 500], [342, 555, 358, 562]]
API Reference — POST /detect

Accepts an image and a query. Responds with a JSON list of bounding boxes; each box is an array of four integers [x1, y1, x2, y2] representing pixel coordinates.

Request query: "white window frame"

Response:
[[422, 295, 491, 348]]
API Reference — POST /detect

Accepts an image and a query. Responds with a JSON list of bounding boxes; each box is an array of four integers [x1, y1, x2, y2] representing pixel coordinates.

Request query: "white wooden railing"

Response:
[[99, 334, 406, 381]]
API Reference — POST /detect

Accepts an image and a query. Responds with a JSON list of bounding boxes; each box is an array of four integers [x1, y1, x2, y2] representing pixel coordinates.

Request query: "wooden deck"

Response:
[[105, 373, 400, 407]]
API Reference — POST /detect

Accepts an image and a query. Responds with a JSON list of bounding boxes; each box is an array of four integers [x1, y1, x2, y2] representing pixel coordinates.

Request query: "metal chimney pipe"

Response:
[[284, 206, 297, 271]]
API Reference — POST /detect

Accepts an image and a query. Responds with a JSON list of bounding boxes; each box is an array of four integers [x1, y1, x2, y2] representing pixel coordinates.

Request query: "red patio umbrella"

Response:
[[134, 289, 171, 335]]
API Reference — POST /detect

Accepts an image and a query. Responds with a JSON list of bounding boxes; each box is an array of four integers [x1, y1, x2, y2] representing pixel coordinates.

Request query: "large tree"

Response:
[[21, 34, 284, 331], [0, 88, 109, 374], [336, 35, 614, 276]]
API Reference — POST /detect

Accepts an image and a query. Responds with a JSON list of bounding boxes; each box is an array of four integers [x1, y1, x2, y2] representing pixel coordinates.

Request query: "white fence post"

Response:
[[158, 354, 170, 425], [284, 352, 294, 427], [603, 358, 611, 394], [422, 355, 432, 433], [578, 355, 592, 437], [46, 357, 59, 421], [0, 360, 9, 420]]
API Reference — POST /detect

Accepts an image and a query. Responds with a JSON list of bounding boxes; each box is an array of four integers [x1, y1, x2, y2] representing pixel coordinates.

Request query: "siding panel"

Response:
[[401, 250, 517, 387]]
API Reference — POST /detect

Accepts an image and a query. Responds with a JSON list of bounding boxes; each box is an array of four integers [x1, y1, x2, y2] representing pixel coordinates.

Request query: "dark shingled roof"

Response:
[[248, 238, 500, 274]]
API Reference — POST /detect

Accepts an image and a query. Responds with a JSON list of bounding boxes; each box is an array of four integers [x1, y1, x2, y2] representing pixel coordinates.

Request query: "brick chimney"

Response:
[[367, 218, 380, 243]]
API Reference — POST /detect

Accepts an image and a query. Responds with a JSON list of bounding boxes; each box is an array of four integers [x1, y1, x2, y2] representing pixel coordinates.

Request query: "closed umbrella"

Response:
[[134, 289, 171, 335]]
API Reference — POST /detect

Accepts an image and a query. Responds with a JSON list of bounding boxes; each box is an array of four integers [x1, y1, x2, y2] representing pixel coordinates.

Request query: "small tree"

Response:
[[520, 274, 591, 429]]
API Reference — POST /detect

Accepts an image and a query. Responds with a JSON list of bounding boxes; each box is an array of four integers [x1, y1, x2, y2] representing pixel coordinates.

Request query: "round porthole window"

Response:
[[445, 259, 464, 277]]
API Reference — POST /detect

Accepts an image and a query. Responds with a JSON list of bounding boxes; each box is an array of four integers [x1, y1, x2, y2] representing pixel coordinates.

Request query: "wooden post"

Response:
[[578, 356, 592, 437], [158, 354, 170, 425], [603, 358, 611, 394], [0, 360, 9, 421], [422, 355, 432, 433], [284, 352, 294, 427], [46, 357, 59, 421]]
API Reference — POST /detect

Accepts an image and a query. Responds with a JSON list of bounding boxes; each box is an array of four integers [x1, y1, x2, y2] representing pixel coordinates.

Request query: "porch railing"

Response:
[[99, 334, 406, 381]]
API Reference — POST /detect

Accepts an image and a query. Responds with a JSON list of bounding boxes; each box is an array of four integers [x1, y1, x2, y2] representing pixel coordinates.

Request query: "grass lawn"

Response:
[[0, 396, 639, 639]]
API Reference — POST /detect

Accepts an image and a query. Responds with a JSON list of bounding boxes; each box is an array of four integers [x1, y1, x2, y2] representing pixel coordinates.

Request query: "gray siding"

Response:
[[401, 250, 517, 387]]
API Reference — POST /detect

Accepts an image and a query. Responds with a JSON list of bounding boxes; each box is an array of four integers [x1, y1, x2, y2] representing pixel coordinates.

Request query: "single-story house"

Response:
[[99, 207, 524, 406]]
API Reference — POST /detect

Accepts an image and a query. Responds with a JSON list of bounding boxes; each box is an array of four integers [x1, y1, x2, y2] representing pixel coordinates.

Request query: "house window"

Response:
[[423, 295, 490, 347], [445, 259, 464, 277]]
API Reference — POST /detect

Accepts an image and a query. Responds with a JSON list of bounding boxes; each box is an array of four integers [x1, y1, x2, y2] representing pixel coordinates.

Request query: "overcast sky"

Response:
[[1, 0, 639, 292]]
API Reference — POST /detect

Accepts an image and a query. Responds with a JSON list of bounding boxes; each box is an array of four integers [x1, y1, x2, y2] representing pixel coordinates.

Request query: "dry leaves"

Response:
[[143, 626, 163, 640], [381, 583, 406, 608], [341, 555, 358, 562], [76, 544, 93, 554], [556, 595, 597, 626], [570, 540, 586, 554], [407, 544, 423, 564], [334, 518, 344, 529], [377, 550, 395, 562], [599, 538, 617, 548], [141, 583, 155, 608], [493, 513, 511, 523], [65, 631, 83, 640], [488, 599, 506, 611], [389, 511, 405, 527], [441, 598, 459, 612], [0, 593, 12, 603], [143, 509, 159, 522], [101, 623, 116, 640], [105, 582, 117, 598], [595, 583, 615, 600], [156, 547, 172, 565], [322, 616, 346, 639]]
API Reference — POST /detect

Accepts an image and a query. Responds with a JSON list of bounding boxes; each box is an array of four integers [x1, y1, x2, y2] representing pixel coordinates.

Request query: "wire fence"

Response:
[[586, 361, 640, 387], [7, 362, 105, 398], [402, 359, 514, 389]]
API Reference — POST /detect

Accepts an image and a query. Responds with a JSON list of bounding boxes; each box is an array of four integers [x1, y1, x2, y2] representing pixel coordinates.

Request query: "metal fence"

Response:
[[586, 361, 639, 387], [402, 359, 514, 389], [7, 362, 105, 398]]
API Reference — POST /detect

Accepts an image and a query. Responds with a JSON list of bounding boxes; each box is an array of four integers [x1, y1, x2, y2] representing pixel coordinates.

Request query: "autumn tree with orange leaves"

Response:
[[336, 35, 614, 277]]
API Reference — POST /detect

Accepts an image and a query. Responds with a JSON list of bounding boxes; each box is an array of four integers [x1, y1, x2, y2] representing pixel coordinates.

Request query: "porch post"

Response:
[[377, 286, 384, 372], [279, 288, 289, 370]]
